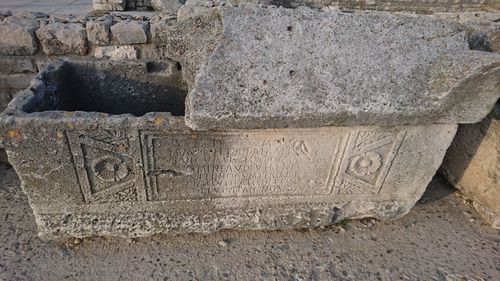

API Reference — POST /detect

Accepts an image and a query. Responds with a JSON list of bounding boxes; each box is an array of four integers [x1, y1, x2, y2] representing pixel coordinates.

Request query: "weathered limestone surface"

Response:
[[86, 19, 113, 45], [181, 6, 500, 130], [152, 0, 184, 14], [1, 7, 499, 236], [94, 45, 138, 60], [434, 13, 500, 53], [0, 56, 36, 74], [440, 103, 500, 229], [110, 20, 149, 44], [36, 23, 88, 55], [0, 61, 459, 238], [93, 0, 127, 11], [95, 0, 500, 12], [0, 12, 39, 55], [0, 74, 34, 91]]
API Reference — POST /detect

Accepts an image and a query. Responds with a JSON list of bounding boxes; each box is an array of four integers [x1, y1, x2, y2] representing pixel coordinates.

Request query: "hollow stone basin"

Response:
[[0, 60, 460, 239], [1, 5, 500, 239]]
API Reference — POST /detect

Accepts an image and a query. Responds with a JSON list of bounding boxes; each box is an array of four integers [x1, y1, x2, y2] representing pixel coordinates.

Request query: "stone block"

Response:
[[93, 2, 126, 11], [36, 23, 88, 55], [440, 103, 500, 229], [178, 6, 500, 130], [0, 74, 35, 91], [0, 61, 460, 239], [86, 19, 113, 45], [110, 20, 149, 44], [0, 20, 38, 55], [94, 45, 137, 60], [0, 56, 36, 74], [150, 20, 175, 45]]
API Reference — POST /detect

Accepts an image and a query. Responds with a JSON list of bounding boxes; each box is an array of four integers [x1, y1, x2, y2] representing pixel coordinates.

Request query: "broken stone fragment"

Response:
[[86, 18, 113, 45], [440, 103, 500, 229], [0, 12, 40, 55], [162, 6, 222, 86], [110, 20, 149, 44], [179, 6, 500, 130], [36, 23, 88, 55], [94, 45, 137, 60]]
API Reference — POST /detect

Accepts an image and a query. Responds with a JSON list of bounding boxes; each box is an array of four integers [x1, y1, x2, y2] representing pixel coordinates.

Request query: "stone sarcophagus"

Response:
[[1, 6, 499, 239]]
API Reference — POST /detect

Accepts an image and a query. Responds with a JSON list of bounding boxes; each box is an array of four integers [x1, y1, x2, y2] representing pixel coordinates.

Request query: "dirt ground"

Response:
[[0, 163, 498, 281]]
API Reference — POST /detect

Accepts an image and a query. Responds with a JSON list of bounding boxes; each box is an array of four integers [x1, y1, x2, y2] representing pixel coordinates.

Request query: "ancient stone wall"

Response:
[[0, 11, 182, 113]]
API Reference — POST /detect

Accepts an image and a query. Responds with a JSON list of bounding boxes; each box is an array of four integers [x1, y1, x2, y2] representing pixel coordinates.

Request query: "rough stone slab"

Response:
[[152, 0, 183, 14], [180, 6, 500, 130], [0, 22, 38, 56], [1, 116, 457, 238], [440, 103, 500, 229], [86, 18, 112, 46], [0, 56, 36, 74], [434, 12, 500, 53], [150, 19, 175, 45], [0, 74, 35, 90], [0, 89, 17, 109], [110, 20, 149, 44], [0, 61, 457, 238], [94, 45, 137, 60], [93, 3, 126, 11], [36, 23, 88, 55]]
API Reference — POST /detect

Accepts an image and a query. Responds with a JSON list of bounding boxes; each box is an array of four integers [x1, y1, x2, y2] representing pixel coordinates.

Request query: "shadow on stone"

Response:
[[419, 175, 456, 205], [439, 101, 497, 186], [24, 61, 187, 117]]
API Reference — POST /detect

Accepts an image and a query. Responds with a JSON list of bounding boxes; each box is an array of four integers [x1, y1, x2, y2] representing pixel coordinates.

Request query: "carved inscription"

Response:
[[140, 131, 341, 201], [68, 128, 406, 204], [67, 130, 140, 204]]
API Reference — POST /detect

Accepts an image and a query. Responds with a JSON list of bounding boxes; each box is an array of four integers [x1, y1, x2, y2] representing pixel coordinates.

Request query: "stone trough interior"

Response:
[[25, 61, 188, 116]]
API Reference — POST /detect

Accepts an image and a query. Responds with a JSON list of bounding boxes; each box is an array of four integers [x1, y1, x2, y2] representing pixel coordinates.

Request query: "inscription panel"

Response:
[[140, 131, 342, 201], [68, 128, 406, 204]]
